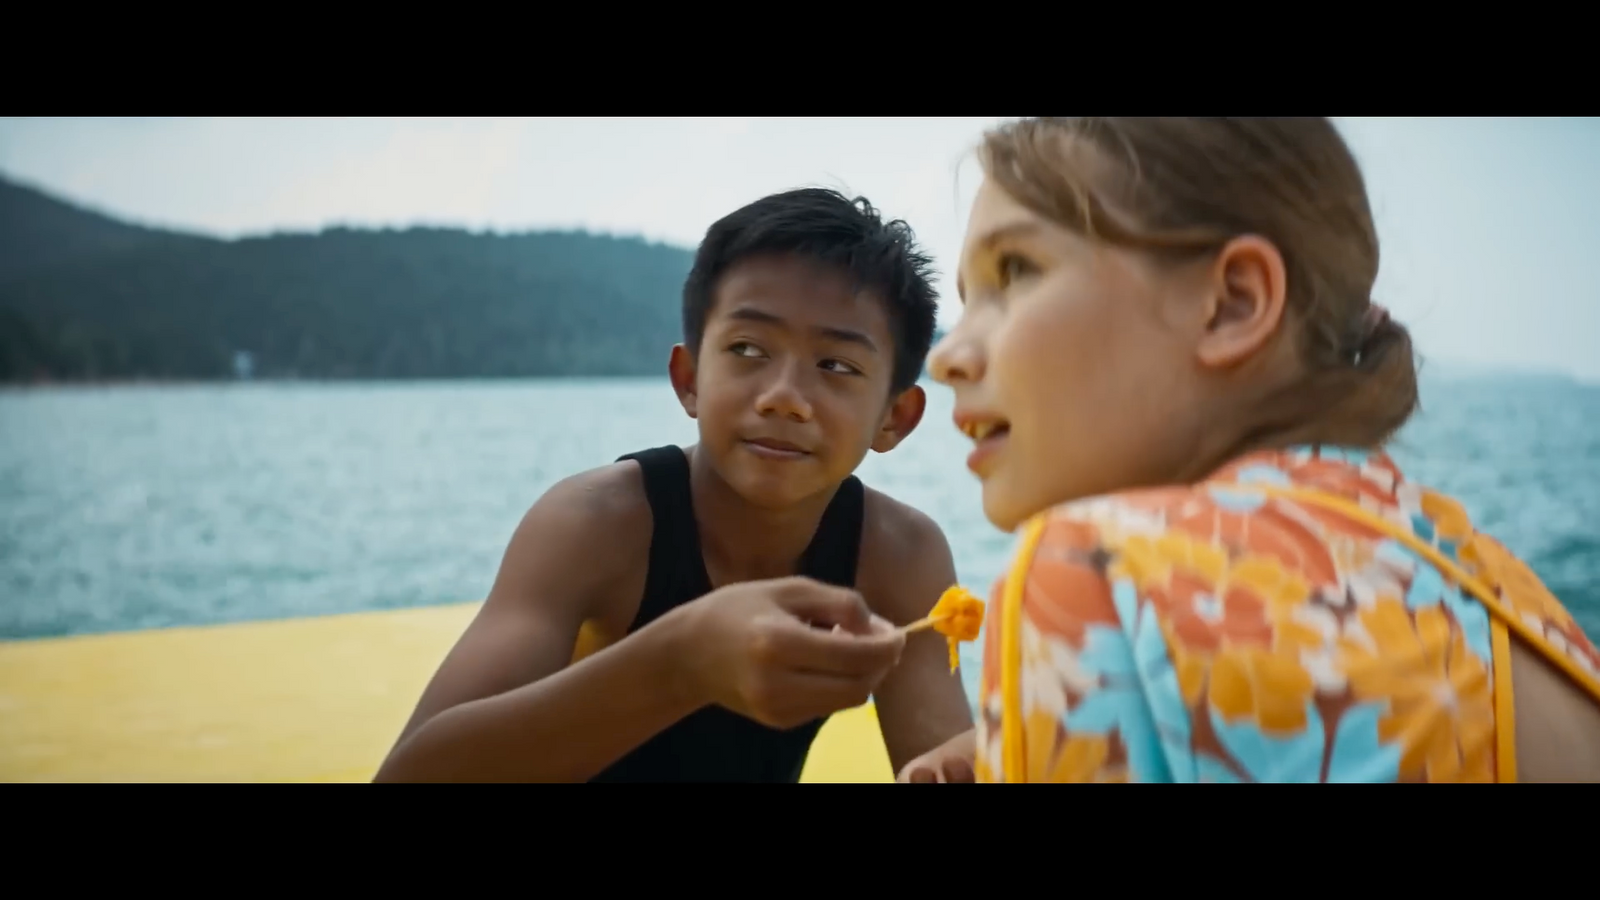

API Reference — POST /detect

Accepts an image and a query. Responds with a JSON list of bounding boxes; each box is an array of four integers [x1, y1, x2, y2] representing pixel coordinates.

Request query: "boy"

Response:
[[374, 188, 974, 782]]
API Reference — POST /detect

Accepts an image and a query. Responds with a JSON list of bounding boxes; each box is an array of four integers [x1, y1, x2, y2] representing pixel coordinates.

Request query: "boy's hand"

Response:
[[673, 576, 906, 730], [896, 727, 976, 782]]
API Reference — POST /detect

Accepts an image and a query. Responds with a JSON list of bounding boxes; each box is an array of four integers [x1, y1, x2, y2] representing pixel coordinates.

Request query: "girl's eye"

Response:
[[997, 252, 1035, 286]]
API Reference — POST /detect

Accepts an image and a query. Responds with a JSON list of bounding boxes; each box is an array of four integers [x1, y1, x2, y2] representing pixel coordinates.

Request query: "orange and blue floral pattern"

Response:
[[973, 445, 1600, 783]]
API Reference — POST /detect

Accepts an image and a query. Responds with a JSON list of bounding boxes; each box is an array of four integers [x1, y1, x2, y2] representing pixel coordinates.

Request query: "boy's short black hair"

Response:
[[682, 188, 939, 394]]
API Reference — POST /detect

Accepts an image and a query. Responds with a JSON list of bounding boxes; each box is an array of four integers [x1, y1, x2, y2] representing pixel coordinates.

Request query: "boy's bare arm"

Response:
[[373, 465, 701, 783], [858, 495, 976, 774]]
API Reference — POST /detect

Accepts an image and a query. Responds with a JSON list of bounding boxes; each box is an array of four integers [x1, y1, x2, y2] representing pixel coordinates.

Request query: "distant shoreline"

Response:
[[0, 373, 685, 392], [3, 367, 1591, 393]]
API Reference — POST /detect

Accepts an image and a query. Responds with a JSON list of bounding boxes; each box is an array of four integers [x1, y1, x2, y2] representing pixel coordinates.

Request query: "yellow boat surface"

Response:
[[0, 602, 895, 783]]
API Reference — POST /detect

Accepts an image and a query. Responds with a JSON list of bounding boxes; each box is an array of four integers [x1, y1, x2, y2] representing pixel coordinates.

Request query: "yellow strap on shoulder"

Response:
[[1249, 484, 1600, 707], [999, 515, 1049, 784]]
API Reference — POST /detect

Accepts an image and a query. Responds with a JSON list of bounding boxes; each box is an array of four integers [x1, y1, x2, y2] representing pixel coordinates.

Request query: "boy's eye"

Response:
[[729, 342, 765, 358], [821, 359, 861, 376]]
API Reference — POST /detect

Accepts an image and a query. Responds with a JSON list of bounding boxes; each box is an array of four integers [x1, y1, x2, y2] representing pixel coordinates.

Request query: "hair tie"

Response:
[[1349, 302, 1391, 365], [1362, 303, 1391, 340]]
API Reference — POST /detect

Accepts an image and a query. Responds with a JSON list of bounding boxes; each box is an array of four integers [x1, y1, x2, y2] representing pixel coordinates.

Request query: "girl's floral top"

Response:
[[974, 445, 1600, 783]]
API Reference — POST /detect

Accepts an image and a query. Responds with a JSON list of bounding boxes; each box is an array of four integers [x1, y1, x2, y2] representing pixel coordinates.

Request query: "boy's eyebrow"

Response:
[[726, 306, 878, 353]]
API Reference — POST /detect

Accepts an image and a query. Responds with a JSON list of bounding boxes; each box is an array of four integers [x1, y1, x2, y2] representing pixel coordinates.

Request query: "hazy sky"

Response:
[[1, 117, 1596, 381]]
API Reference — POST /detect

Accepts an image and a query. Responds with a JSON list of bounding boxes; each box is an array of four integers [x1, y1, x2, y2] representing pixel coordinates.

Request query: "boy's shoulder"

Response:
[[502, 459, 656, 592], [530, 459, 654, 532], [857, 484, 957, 619], [860, 484, 949, 558]]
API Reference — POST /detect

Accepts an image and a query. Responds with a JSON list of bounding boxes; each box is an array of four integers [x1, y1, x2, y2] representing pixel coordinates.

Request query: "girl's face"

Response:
[[929, 178, 1281, 532]]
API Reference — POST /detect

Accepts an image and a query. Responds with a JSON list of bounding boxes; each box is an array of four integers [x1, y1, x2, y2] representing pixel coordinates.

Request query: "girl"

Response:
[[912, 117, 1600, 783]]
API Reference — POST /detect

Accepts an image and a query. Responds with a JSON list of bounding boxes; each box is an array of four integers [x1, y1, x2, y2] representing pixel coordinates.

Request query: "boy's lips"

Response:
[[742, 437, 812, 460]]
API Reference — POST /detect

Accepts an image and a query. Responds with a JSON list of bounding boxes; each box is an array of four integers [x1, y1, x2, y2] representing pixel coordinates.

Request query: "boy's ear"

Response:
[[871, 384, 926, 452], [669, 344, 698, 417]]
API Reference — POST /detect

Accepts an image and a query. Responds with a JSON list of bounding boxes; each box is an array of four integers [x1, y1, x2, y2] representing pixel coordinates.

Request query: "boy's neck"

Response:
[[686, 443, 841, 586]]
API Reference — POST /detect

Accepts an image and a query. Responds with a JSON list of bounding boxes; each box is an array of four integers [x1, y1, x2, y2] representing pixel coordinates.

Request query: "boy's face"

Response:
[[670, 253, 925, 509]]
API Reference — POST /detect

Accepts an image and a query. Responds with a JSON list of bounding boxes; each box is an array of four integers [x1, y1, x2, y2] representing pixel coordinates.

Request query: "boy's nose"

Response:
[[755, 366, 814, 422]]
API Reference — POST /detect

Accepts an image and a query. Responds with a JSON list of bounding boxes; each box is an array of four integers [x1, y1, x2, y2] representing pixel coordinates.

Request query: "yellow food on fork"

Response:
[[900, 586, 985, 672]]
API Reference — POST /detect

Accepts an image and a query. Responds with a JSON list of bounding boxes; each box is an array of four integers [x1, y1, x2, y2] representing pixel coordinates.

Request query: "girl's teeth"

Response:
[[963, 421, 1007, 441]]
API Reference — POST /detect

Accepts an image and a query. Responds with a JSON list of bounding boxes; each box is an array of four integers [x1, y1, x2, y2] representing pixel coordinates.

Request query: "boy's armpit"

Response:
[[391, 462, 653, 745]]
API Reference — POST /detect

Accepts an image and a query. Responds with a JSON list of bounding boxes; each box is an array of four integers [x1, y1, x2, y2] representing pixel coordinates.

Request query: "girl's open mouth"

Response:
[[959, 419, 1010, 475]]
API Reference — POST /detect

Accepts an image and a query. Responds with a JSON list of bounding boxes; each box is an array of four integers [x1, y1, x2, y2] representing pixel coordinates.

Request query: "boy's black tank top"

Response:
[[588, 444, 864, 783]]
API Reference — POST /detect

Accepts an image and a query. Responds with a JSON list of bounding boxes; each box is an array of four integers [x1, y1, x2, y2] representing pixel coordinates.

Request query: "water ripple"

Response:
[[3, 377, 1595, 684]]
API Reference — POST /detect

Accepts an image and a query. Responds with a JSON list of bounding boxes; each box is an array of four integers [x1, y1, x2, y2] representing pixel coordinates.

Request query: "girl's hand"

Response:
[[895, 727, 976, 783]]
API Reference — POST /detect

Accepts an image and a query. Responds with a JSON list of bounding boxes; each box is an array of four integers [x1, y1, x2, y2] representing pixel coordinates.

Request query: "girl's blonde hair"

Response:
[[978, 117, 1418, 457]]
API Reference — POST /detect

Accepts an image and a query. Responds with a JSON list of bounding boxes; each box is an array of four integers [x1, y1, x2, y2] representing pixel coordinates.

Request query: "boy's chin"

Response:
[[719, 456, 836, 509]]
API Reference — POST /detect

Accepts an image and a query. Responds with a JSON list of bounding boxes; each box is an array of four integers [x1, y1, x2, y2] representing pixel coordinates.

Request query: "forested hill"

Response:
[[0, 174, 697, 382]]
